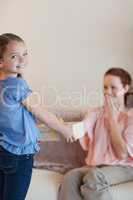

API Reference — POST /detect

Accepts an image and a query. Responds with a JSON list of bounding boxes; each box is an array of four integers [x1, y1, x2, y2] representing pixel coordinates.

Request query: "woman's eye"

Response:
[[23, 52, 28, 56], [104, 86, 107, 90], [111, 86, 116, 90]]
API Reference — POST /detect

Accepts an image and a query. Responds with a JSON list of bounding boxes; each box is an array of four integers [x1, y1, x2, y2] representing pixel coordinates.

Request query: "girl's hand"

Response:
[[64, 124, 75, 143], [59, 119, 75, 143], [65, 121, 85, 143]]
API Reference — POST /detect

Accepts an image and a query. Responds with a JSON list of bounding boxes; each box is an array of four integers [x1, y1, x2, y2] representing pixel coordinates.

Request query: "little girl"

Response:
[[0, 33, 73, 200], [58, 67, 133, 200]]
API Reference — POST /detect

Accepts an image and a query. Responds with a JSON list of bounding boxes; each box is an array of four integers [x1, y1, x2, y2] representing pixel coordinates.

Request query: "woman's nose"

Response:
[[105, 88, 112, 95]]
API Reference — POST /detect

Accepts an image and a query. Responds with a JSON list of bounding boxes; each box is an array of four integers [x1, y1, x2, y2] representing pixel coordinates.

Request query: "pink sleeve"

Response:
[[79, 108, 98, 150], [123, 110, 133, 157]]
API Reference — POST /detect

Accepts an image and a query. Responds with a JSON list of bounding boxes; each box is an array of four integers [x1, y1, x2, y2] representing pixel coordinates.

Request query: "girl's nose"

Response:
[[19, 56, 25, 64]]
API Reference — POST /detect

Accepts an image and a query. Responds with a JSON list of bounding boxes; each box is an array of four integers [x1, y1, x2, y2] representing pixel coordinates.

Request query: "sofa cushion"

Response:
[[34, 140, 86, 174], [34, 122, 86, 173]]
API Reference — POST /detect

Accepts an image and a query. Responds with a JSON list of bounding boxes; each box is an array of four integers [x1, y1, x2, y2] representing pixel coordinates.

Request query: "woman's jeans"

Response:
[[0, 145, 34, 200], [58, 165, 133, 200]]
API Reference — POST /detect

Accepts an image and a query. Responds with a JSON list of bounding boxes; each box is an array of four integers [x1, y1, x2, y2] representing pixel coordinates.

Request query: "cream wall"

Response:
[[0, 0, 133, 109]]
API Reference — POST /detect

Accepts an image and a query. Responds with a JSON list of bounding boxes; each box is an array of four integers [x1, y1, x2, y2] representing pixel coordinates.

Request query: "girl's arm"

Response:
[[22, 93, 74, 142], [77, 109, 96, 151], [104, 95, 128, 159]]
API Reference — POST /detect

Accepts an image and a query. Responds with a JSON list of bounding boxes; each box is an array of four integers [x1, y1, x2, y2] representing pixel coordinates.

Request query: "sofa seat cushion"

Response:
[[26, 169, 63, 200], [110, 181, 133, 200], [27, 169, 133, 200]]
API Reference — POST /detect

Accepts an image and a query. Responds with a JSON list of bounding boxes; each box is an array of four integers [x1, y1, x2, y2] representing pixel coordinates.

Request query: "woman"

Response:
[[58, 67, 133, 200]]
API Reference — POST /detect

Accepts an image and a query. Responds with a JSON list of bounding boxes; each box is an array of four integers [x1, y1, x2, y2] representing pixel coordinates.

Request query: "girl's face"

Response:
[[103, 74, 129, 98], [0, 41, 28, 77]]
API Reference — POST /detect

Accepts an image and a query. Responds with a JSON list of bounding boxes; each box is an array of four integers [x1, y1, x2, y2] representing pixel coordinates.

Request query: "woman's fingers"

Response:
[[104, 95, 120, 119]]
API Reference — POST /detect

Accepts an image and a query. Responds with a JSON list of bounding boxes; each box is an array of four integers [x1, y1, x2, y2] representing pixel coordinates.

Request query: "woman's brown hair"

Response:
[[104, 67, 132, 106]]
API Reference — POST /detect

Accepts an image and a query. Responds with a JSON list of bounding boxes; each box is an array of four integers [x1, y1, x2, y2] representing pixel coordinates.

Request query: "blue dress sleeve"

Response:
[[3, 78, 32, 104], [14, 78, 32, 102]]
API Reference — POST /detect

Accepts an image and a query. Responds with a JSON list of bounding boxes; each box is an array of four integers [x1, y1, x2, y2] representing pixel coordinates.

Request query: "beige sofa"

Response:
[[27, 168, 133, 200], [27, 137, 133, 200], [27, 92, 133, 200]]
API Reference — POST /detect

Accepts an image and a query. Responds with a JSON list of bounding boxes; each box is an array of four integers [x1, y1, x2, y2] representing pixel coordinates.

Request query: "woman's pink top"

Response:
[[79, 107, 133, 166]]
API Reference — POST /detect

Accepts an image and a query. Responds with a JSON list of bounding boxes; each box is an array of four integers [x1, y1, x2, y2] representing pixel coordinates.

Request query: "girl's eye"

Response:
[[11, 55, 17, 59]]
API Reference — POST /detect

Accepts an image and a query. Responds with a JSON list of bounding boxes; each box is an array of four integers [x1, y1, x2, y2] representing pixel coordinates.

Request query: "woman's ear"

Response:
[[124, 85, 130, 94]]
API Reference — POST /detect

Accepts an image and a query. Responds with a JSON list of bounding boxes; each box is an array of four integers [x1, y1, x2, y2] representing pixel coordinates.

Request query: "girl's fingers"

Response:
[[67, 135, 76, 143]]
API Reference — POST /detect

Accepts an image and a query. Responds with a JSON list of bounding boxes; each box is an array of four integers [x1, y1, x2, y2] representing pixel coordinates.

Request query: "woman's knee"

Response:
[[82, 167, 109, 190], [80, 168, 112, 200], [63, 167, 89, 186], [63, 169, 81, 184]]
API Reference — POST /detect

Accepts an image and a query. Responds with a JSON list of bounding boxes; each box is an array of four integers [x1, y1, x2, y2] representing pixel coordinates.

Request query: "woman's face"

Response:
[[103, 74, 129, 98]]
